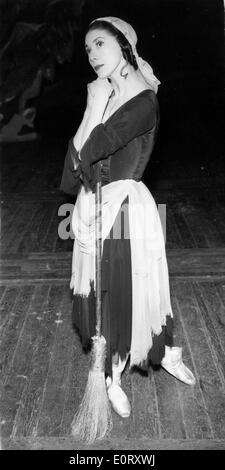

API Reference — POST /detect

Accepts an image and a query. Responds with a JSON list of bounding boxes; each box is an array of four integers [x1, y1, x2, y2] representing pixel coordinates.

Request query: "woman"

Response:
[[60, 16, 195, 419]]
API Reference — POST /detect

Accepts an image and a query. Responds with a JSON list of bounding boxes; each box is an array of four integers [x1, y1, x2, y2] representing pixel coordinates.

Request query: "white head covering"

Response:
[[90, 16, 160, 93]]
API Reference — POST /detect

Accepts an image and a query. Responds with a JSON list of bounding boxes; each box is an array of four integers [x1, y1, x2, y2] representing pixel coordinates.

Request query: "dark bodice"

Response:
[[60, 89, 159, 194]]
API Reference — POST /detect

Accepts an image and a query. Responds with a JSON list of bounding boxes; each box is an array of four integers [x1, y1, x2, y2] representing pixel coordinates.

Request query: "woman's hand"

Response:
[[87, 78, 113, 109]]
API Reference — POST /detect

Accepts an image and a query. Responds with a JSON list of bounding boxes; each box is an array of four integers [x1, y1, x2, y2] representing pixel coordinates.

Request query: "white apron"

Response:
[[70, 179, 173, 367]]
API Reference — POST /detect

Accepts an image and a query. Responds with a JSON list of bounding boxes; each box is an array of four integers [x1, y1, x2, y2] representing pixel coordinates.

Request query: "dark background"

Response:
[[33, 0, 224, 188]]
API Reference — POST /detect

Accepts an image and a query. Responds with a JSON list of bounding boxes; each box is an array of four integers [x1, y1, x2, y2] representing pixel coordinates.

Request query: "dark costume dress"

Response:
[[60, 89, 173, 376]]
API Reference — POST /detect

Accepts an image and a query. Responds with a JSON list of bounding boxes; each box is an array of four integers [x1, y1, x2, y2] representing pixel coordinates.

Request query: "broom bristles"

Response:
[[71, 335, 113, 444]]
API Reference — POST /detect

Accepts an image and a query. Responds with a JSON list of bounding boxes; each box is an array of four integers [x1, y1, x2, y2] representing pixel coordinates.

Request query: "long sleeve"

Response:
[[60, 138, 81, 196], [79, 91, 157, 184]]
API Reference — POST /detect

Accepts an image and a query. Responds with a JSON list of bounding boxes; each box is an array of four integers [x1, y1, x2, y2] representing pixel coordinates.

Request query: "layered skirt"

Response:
[[71, 180, 173, 376]]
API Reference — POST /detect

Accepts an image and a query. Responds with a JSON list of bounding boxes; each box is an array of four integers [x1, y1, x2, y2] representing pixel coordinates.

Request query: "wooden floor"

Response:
[[1, 140, 225, 450]]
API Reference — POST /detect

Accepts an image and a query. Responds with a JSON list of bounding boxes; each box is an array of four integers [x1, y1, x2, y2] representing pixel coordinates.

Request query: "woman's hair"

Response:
[[86, 20, 138, 75]]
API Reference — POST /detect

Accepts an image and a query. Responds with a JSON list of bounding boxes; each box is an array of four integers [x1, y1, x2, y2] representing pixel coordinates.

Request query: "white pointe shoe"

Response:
[[106, 379, 131, 418], [106, 355, 131, 418], [161, 346, 196, 386]]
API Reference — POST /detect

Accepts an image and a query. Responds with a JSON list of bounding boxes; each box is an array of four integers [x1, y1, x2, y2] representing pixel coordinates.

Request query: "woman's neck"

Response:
[[109, 63, 146, 101]]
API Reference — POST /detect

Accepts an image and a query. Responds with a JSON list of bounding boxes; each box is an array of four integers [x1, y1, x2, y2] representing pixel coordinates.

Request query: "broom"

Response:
[[71, 163, 113, 443]]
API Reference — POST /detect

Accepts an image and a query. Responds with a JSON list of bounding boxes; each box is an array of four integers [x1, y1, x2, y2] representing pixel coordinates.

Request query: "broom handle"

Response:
[[95, 162, 102, 337]]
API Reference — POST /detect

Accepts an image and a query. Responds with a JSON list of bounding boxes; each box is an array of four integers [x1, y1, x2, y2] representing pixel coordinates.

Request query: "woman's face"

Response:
[[85, 28, 123, 79]]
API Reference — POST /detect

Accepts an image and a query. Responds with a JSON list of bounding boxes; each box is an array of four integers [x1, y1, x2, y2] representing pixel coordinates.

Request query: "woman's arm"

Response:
[[77, 79, 112, 152], [60, 79, 112, 194], [60, 139, 82, 195], [73, 107, 90, 155], [72, 82, 97, 159]]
